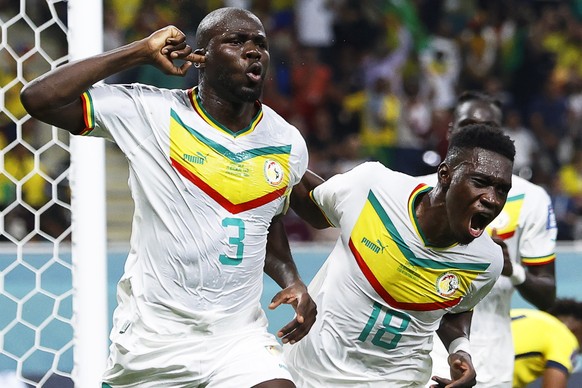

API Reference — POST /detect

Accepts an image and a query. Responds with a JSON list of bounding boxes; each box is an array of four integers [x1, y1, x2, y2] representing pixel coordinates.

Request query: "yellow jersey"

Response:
[[511, 308, 580, 388]]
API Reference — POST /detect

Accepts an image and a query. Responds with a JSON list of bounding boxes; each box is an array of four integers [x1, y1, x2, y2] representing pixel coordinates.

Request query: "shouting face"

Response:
[[441, 147, 513, 245]]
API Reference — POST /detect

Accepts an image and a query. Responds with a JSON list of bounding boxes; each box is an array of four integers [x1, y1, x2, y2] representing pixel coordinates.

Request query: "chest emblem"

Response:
[[264, 160, 284, 186], [436, 272, 459, 297]]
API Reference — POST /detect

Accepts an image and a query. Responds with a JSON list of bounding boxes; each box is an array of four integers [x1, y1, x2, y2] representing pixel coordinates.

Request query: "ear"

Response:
[[193, 48, 206, 68], [437, 163, 452, 188]]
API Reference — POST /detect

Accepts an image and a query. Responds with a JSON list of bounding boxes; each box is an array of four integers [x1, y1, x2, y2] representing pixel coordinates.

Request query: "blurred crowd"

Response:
[[4, 0, 582, 242]]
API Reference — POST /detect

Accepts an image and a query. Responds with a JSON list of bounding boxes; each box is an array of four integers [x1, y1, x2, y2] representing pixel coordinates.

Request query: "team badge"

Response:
[[436, 272, 459, 297], [264, 159, 284, 186]]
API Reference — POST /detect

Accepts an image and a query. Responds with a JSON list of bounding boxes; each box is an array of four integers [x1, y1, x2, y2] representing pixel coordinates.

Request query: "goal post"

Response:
[[68, 0, 108, 387], [0, 0, 108, 387]]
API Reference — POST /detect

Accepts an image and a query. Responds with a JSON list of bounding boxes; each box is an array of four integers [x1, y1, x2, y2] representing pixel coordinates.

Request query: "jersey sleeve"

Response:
[[520, 187, 557, 266], [544, 323, 579, 374], [79, 83, 165, 155], [311, 162, 378, 227]]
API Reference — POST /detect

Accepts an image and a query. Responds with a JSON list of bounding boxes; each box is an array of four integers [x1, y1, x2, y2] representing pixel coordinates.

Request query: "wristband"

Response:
[[509, 264, 527, 286], [448, 337, 471, 355]]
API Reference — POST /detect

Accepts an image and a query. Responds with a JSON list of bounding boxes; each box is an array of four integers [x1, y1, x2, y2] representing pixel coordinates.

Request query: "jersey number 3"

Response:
[[359, 302, 411, 349], [219, 217, 245, 266]]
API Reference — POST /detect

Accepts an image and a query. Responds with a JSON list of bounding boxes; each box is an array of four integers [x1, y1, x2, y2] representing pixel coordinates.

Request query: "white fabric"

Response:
[[422, 173, 557, 387], [84, 83, 308, 385], [284, 162, 503, 386]]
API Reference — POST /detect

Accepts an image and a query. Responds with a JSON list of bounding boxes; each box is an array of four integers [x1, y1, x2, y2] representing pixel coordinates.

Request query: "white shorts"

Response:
[[103, 314, 293, 387]]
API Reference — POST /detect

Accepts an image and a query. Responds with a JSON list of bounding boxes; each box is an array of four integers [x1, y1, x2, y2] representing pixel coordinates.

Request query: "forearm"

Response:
[[512, 262, 556, 310], [264, 217, 302, 288], [436, 311, 472, 351], [21, 41, 148, 116], [515, 272, 556, 310], [290, 170, 329, 229]]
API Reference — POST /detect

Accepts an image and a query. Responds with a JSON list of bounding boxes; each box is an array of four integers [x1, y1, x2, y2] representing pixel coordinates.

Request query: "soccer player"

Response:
[[284, 123, 516, 387], [426, 91, 557, 387], [511, 298, 582, 388], [20, 8, 316, 388]]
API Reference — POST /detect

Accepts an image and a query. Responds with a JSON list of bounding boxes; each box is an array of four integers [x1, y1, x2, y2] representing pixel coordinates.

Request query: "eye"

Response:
[[472, 177, 487, 187]]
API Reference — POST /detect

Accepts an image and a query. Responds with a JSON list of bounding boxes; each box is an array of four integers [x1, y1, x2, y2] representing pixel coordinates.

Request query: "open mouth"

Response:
[[246, 63, 263, 83], [469, 213, 489, 238]]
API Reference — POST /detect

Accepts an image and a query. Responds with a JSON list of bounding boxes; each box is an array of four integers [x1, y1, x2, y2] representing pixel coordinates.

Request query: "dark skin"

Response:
[[21, 9, 315, 387], [432, 311, 476, 388], [450, 99, 556, 310], [291, 142, 513, 387]]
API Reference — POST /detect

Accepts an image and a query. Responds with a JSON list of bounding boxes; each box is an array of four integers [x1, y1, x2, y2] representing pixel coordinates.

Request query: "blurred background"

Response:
[[2, 0, 582, 386], [5, 0, 582, 244]]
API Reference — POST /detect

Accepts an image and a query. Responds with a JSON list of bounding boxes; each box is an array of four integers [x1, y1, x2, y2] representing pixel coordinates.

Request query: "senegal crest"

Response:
[[436, 272, 459, 297], [264, 159, 284, 186]]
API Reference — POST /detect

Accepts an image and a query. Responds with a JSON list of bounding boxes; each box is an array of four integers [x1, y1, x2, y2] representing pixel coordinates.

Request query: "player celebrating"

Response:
[[284, 124, 515, 387], [426, 91, 557, 387], [20, 7, 315, 388]]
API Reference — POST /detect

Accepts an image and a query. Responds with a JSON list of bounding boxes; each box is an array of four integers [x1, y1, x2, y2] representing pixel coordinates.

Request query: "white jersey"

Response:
[[424, 173, 557, 387], [81, 84, 308, 382], [284, 162, 503, 386]]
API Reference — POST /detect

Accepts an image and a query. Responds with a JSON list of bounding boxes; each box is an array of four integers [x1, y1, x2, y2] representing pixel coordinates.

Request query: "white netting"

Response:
[[1, 1, 74, 387]]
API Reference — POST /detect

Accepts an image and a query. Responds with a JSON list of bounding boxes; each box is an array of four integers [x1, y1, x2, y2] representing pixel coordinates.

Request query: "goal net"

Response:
[[1, 1, 107, 387]]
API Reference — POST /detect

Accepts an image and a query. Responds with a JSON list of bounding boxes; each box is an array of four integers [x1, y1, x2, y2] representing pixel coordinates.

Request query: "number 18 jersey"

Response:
[[284, 162, 502, 386]]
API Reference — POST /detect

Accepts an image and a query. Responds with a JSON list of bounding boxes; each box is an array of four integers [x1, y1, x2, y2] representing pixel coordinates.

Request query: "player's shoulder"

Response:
[[509, 175, 551, 200], [260, 103, 306, 141], [464, 233, 504, 271], [416, 172, 437, 186], [344, 161, 411, 183]]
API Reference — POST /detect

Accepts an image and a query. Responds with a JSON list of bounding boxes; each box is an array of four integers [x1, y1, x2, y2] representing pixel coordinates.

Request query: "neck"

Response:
[[196, 85, 258, 132], [416, 187, 456, 247]]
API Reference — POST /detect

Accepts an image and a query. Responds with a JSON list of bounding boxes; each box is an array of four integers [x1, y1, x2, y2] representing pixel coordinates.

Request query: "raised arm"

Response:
[[264, 216, 316, 344], [290, 169, 329, 229], [20, 25, 202, 134], [431, 311, 477, 388]]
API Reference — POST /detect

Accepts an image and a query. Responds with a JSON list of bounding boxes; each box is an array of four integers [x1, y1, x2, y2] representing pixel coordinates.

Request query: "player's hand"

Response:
[[490, 229, 512, 276], [142, 25, 201, 76], [268, 282, 317, 344], [429, 351, 476, 388]]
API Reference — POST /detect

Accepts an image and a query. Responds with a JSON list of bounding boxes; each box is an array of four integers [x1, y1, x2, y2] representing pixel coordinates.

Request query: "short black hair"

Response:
[[547, 298, 582, 321], [457, 90, 502, 110], [447, 123, 515, 162]]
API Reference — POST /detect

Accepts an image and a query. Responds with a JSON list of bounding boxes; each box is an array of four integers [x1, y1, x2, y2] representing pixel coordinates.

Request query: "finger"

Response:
[[184, 53, 206, 63], [277, 318, 300, 341], [269, 292, 297, 310], [283, 321, 312, 343], [165, 35, 186, 45], [177, 61, 193, 76], [268, 291, 285, 310], [162, 42, 188, 55]]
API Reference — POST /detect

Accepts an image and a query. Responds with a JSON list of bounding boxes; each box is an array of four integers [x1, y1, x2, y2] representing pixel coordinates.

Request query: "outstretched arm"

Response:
[[431, 311, 477, 388], [264, 216, 317, 344], [290, 169, 329, 229], [20, 25, 203, 134]]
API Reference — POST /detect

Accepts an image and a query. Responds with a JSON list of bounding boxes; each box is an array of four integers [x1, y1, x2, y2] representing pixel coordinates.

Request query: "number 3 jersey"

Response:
[[80, 84, 307, 336], [283, 162, 502, 386]]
